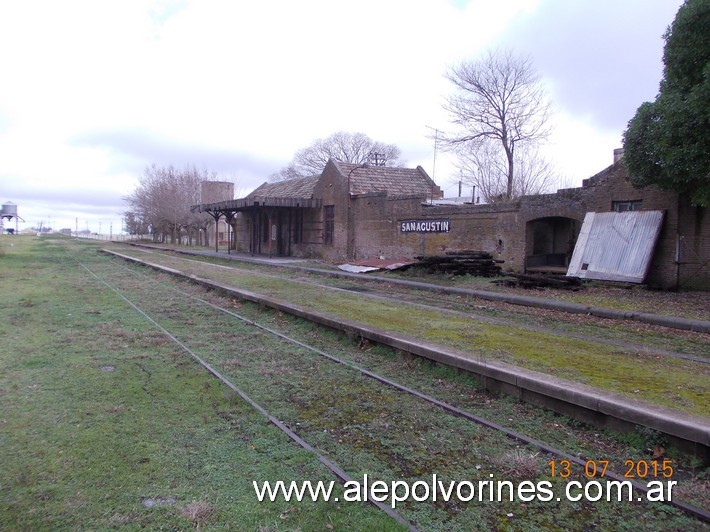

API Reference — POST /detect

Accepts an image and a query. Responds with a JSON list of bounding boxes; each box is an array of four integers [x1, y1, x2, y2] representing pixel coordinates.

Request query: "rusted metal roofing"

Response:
[[335, 161, 442, 198], [567, 210, 664, 283]]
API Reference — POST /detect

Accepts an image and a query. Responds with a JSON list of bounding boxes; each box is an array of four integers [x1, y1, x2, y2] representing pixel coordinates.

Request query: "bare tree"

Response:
[[124, 164, 216, 244], [454, 140, 556, 203], [452, 140, 503, 203], [123, 211, 148, 235], [444, 49, 552, 200], [270, 131, 404, 181], [513, 146, 557, 198]]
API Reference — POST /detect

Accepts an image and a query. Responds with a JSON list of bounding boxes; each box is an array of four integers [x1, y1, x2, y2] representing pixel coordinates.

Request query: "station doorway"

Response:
[[525, 216, 579, 273]]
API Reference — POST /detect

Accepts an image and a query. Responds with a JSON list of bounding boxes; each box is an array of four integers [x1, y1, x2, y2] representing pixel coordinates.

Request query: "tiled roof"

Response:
[[335, 161, 441, 198], [247, 175, 319, 199], [241, 161, 441, 201]]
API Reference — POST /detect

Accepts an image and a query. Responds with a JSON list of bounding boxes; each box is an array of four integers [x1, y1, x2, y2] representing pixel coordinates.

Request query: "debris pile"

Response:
[[413, 250, 503, 277]]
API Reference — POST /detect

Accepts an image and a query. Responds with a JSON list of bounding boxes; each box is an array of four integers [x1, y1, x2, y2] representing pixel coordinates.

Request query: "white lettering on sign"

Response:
[[400, 219, 451, 233]]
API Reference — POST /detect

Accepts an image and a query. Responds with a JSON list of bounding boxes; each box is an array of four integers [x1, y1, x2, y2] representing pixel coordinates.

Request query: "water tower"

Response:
[[200, 181, 234, 204], [0, 201, 24, 234]]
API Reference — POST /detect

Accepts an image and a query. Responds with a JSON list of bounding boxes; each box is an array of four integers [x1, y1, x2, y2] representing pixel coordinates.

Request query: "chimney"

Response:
[[613, 148, 625, 164]]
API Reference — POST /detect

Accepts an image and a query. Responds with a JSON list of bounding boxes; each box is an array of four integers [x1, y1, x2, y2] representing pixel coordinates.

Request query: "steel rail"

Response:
[[103, 257, 710, 524], [305, 278, 709, 364], [126, 243, 710, 334], [116, 249, 709, 364], [79, 261, 416, 531]]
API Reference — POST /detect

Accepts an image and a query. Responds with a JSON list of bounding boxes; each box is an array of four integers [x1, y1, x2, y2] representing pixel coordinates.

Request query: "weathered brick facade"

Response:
[[347, 160, 707, 289], [198, 155, 707, 290]]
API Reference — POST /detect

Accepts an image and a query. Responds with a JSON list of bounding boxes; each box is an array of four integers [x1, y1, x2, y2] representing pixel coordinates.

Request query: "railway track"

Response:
[[287, 274, 708, 364], [101, 247, 710, 457], [115, 245, 710, 362], [78, 251, 709, 528]]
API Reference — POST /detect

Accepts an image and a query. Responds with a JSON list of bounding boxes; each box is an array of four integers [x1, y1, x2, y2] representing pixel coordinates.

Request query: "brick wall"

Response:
[[314, 161, 349, 262], [230, 159, 707, 290], [343, 160, 707, 289], [676, 198, 709, 289]]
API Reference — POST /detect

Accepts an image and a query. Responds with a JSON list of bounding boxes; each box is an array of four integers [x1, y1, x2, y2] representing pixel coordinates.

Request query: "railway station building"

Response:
[[193, 151, 708, 290]]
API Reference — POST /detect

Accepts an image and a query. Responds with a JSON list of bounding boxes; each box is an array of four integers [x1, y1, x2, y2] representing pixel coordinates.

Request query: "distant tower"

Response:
[[0, 201, 23, 234], [201, 181, 234, 204]]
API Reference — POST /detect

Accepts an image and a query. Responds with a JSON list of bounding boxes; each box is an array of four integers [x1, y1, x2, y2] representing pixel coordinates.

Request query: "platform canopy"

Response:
[[191, 175, 321, 214]]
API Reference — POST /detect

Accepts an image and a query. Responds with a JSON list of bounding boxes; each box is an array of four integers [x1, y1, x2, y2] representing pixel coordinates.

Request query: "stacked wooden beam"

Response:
[[413, 250, 503, 277]]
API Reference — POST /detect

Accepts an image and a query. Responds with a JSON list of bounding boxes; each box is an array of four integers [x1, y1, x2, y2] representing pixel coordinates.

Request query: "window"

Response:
[[612, 200, 642, 212], [324, 205, 334, 246]]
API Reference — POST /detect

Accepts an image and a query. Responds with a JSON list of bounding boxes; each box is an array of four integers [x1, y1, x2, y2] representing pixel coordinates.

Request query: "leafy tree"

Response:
[[444, 49, 552, 201], [270, 131, 404, 181], [622, 0, 710, 206]]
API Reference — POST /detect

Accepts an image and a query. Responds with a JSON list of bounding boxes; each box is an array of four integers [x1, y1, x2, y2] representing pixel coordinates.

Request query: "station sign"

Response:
[[400, 219, 451, 233]]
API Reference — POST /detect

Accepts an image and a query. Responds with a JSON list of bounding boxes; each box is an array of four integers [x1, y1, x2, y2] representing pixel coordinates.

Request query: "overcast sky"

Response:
[[0, 0, 683, 233]]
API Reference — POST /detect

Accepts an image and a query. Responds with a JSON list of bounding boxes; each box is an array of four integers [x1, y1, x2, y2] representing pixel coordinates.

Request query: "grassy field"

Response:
[[2, 235, 708, 530], [103, 243, 710, 418], [0, 236, 399, 530], [137, 242, 710, 321]]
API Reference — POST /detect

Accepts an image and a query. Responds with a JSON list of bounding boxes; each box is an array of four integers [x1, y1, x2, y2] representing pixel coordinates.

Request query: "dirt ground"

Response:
[[502, 282, 708, 320], [396, 270, 710, 322]]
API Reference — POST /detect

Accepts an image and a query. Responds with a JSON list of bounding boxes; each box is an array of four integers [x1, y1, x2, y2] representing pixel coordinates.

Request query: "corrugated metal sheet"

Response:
[[338, 264, 381, 273], [338, 257, 416, 273], [567, 210, 664, 283]]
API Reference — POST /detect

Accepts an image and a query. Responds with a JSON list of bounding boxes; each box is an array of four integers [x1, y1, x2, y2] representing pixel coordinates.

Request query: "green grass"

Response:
[[0, 236, 401, 530], [2, 236, 708, 530], [107, 245, 709, 418]]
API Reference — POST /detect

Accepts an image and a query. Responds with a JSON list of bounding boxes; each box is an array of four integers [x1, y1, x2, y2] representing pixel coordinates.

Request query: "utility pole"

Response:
[[425, 125, 443, 204], [368, 152, 386, 166], [425, 125, 441, 181]]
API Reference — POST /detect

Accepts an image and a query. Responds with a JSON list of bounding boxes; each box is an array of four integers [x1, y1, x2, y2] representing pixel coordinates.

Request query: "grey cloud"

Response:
[[492, 0, 682, 132], [1, 184, 127, 231], [72, 127, 283, 191], [2, 182, 126, 212], [2, 128, 284, 230]]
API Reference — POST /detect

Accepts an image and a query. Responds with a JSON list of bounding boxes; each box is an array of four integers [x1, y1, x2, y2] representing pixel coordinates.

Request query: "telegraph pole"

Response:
[[425, 125, 441, 181]]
